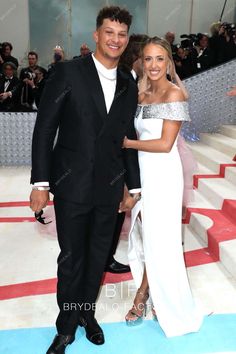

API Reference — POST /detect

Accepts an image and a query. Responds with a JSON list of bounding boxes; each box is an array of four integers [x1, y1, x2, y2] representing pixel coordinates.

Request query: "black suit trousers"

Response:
[[54, 197, 119, 335]]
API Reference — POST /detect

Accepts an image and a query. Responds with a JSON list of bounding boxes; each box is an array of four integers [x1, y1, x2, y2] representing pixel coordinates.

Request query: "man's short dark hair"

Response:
[[2, 42, 13, 51], [96, 6, 132, 30], [119, 34, 149, 72], [28, 51, 38, 59]]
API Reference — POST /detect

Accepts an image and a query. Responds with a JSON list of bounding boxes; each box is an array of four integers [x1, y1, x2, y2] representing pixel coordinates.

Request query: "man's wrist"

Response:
[[32, 186, 50, 191], [129, 192, 141, 201]]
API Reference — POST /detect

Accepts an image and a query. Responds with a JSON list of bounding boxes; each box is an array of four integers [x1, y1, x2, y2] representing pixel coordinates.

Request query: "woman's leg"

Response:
[[125, 267, 149, 322]]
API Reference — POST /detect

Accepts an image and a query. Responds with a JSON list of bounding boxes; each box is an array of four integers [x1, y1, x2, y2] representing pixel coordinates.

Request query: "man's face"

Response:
[[200, 36, 208, 48], [166, 33, 175, 45], [28, 55, 38, 67], [3, 46, 11, 57], [80, 47, 90, 56], [93, 19, 129, 61], [4, 65, 14, 77]]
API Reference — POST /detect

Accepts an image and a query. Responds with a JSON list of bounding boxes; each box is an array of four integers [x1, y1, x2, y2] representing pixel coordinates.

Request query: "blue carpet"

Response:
[[1, 315, 236, 354]]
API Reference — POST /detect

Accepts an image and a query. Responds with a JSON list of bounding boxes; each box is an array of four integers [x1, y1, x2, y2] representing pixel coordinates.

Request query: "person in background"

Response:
[[192, 33, 214, 72], [104, 33, 149, 274], [73, 43, 92, 59], [19, 51, 47, 111], [174, 46, 197, 79], [217, 22, 236, 64], [33, 67, 47, 109], [209, 21, 222, 66], [0, 42, 19, 73], [48, 45, 65, 76], [80, 43, 91, 57], [0, 62, 20, 111], [165, 31, 177, 55]]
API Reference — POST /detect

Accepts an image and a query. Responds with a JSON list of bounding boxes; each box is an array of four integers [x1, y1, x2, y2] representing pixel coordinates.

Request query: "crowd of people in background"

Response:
[[0, 20, 235, 112]]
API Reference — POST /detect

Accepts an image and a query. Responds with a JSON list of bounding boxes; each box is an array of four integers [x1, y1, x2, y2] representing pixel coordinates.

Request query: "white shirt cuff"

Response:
[[129, 188, 141, 194], [33, 182, 49, 186]]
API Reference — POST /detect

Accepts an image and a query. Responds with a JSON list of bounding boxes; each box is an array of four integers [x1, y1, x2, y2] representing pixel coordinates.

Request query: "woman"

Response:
[[123, 37, 203, 337]]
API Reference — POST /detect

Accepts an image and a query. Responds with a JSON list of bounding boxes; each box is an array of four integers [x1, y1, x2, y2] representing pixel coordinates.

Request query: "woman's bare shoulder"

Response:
[[165, 84, 186, 102]]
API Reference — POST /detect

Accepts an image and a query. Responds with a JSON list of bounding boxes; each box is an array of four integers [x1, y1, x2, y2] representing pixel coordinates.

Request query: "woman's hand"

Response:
[[123, 136, 131, 148]]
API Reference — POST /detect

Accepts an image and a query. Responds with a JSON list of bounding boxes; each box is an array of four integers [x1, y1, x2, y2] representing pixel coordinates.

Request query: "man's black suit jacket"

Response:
[[0, 75, 20, 111], [31, 54, 140, 205]]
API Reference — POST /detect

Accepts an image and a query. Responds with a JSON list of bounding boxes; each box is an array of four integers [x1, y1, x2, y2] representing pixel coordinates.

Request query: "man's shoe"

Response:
[[106, 258, 131, 274], [79, 316, 104, 345], [46, 334, 75, 354]]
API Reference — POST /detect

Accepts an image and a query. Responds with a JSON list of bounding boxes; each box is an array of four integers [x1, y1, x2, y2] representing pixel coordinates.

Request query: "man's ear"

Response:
[[93, 30, 98, 44]]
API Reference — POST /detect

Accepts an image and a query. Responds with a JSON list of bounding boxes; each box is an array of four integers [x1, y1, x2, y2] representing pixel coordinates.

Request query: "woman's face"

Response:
[[142, 43, 169, 82]]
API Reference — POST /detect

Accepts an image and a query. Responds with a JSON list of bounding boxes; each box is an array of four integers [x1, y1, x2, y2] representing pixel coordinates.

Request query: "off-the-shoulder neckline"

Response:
[[138, 101, 188, 107]]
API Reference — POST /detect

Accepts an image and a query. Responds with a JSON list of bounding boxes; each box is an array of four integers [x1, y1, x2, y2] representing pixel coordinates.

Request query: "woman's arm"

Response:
[[124, 119, 182, 153]]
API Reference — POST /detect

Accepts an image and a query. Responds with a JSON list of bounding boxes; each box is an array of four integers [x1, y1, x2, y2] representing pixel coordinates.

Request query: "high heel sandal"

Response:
[[125, 288, 149, 326], [152, 307, 158, 321]]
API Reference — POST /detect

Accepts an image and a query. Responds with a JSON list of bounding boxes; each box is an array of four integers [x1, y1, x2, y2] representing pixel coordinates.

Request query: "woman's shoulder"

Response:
[[165, 83, 187, 103]]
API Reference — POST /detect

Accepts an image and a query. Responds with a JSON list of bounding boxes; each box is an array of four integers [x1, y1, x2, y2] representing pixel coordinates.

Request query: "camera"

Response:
[[180, 34, 199, 49], [22, 70, 36, 80], [221, 22, 236, 38]]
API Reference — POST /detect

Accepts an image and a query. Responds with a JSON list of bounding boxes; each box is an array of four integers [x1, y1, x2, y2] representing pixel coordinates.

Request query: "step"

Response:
[[198, 178, 236, 209], [219, 239, 236, 279], [187, 189, 215, 209], [188, 142, 233, 173], [220, 125, 236, 139], [188, 212, 212, 246], [182, 224, 206, 252], [225, 166, 236, 186], [196, 162, 214, 175], [200, 133, 236, 157], [222, 199, 236, 224]]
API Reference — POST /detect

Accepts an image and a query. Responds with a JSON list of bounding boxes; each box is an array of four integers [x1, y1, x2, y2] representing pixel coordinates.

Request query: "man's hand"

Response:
[[119, 194, 139, 213], [30, 190, 50, 212], [0, 92, 11, 101]]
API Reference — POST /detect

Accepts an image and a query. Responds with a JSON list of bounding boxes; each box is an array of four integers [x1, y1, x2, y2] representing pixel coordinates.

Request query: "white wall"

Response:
[[0, 0, 30, 68], [148, 0, 236, 42]]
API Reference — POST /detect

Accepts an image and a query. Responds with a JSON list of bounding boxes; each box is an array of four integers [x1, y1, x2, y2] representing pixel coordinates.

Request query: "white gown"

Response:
[[128, 101, 203, 337]]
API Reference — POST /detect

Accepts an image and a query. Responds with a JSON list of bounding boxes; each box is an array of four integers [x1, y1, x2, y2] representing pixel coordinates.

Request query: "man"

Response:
[[19, 51, 47, 111], [33, 67, 46, 108], [165, 31, 177, 55], [73, 43, 91, 60], [0, 42, 19, 73], [30, 6, 141, 354], [0, 62, 20, 111]]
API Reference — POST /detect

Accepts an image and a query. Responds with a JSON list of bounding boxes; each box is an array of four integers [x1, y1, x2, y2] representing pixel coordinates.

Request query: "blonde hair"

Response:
[[138, 36, 175, 94]]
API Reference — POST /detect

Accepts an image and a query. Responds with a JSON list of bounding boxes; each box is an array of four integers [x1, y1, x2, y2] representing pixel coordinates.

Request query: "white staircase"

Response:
[[185, 125, 236, 277]]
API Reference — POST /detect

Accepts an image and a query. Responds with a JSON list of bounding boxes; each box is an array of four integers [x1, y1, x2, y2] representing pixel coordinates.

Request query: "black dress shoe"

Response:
[[46, 334, 75, 354], [105, 258, 131, 274], [79, 315, 104, 345]]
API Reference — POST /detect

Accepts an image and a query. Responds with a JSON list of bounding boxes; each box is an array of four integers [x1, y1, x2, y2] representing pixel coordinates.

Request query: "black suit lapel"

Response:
[[108, 68, 129, 117], [80, 54, 107, 122]]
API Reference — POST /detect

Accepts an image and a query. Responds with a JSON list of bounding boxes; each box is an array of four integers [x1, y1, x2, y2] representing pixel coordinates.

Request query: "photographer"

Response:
[[0, 62, 20, 111], [0, 42, 19, 73], [174, 46, 197, 79], [192, 33, 214, 73], [19, 51, 47, 111], [217, 23, 236, 64]]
